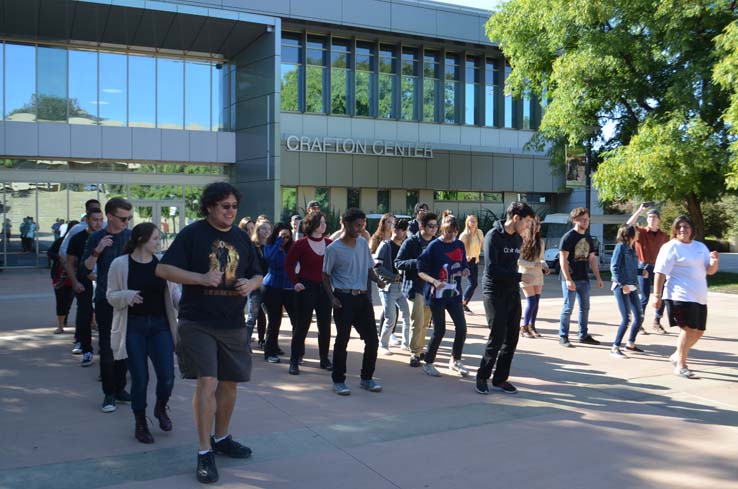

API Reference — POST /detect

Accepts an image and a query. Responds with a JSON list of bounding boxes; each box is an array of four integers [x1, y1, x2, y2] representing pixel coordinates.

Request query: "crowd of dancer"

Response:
[[49, 183, 720, 484]]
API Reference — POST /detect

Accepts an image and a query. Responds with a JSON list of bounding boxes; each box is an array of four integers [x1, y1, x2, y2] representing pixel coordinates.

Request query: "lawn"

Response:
[[707, 272, 738, 294]]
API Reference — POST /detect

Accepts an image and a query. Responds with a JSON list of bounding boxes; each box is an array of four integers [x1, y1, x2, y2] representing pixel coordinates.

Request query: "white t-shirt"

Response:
[[654, 239, 711, 305]]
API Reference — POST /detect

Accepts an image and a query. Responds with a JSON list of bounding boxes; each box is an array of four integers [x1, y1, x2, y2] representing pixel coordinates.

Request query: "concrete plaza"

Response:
[[0, 269, 736, 489]]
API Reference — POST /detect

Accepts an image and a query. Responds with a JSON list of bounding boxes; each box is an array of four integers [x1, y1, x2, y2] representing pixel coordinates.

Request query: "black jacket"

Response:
[[482, 220, 523, 293], [395, 233, 434, 298]]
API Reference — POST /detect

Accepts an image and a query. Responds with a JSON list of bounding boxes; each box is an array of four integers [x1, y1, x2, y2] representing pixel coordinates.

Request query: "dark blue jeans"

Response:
[[74, 284, 94, 354], [463, 261, 479, 303], [612, 286, 643, 347], [125, 314, 174, 413], [638, 264, 664, 320], [559, 280, 591, 339]]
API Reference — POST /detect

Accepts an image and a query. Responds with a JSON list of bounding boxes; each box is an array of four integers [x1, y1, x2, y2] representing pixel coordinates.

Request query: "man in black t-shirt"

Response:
[[156, 182, 263, 485], [558, 207, 604, 347], [66, 208, 104, 366]]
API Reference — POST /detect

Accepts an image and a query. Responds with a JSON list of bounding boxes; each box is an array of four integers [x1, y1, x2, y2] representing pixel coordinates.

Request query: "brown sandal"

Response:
[[520, 325, 533, 338]]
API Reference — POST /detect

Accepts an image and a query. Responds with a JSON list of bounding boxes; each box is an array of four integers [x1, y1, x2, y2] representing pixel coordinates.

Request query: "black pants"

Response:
[[425, 300, 467, 364], [477, 291, 521, 384], [262, 286, 297, 358], [54, 285, 75, 316], [290, 280, 332, 363], [95, 299, 128, 396], [331, 293, 378, 383], [75, 284, 94, 354]]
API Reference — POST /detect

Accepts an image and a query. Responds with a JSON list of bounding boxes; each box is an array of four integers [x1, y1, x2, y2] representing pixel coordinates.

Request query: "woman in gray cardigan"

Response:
[[375, 219, 412, 354], [107, 223, 180, 444]]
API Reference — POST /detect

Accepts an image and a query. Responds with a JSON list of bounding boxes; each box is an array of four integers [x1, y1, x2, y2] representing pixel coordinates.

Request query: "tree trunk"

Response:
[[684, 193, 705, 241]]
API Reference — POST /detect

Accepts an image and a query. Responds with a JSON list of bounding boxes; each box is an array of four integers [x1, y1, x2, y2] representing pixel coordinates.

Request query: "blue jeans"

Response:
[[559, 280, 591, 339], [612, 286, 643, 347], [462, 261, 479, 303], [126, 314, 174, 413], [637, 264, 664, 320], [379, 283, 411, 348]]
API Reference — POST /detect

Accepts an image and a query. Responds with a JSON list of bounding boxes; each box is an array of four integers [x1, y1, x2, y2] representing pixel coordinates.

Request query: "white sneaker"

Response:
[[449, 359, 469, 377], [389, 334, 401, 347], [72, 342, 82, 354], [610, 347, 627, 359], [379, 347, 393, 356], [422, 363, 441, 377]]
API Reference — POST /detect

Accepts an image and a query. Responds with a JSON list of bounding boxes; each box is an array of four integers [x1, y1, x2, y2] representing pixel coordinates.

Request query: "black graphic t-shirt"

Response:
[[161, 219, 263, 329], [559, 229, 595, 281]]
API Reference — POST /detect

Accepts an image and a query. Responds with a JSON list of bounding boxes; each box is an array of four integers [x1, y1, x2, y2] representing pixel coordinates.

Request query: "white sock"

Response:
[[213, 434, 229, 443], [198, 449, 212, 455]]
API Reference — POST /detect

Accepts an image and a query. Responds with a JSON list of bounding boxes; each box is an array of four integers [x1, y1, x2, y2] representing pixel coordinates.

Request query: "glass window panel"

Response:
[[307, 36, 326, 50], [405, 190, 419, 215], [444, 81, 460, 123], [422, 78, 437, 122], [401, 75, 417, 120], [306, 66, 325, 113], [315, 187, 330, 209], [485, 60, 497, 127], [185, 61, 211, 130], [377, 190, 389, 214], [331, 67, 349, 114], [504, 65, 513, 128], [355, 70, 373, 117], [282, 36, 301, 48], [281, 63, 301, 112], [523, 95, 532, 129], [379, 73, 394, 119], [482, 192, 503, 202], [37, 46, 68, 122], [99, 52, 127, 126], [68, 50, 98, 124], [212, 63, 224, 131], [465, 82, 479, 125], [379, 56, 394, 74], [158, 58, 184, 129], [347, 188, 361, 209], [129, 55, 155, 128], [445, 54, 460, 81], [280, 187, 297, 222], [306, 49, 325, 65], [5, 43, 36, 121], [0, 46, 3, 120]]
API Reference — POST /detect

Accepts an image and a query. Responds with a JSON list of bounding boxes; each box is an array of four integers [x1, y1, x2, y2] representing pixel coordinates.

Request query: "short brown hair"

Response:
[[670, 215, 694, 240], [302, 211, 325, 236], [569, 207, 589, 221], [104, 197, 132, 216]]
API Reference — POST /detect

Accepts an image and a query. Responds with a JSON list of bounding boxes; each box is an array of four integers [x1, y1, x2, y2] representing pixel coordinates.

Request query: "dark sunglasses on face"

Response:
[[219, 203, 238, 211], [113, 214, 131, 223], [426, 223, 438, 229]]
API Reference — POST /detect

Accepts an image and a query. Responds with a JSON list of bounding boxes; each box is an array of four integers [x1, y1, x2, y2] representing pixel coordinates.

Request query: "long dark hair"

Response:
[[616, 224, 637, 245], [520, 216, 542, 261], [124, 222, 158, 254], [267, 222, 293, 252]]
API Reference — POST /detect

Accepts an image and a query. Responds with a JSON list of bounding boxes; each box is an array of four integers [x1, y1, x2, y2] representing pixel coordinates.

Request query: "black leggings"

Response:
[[290, 280, 332, 363], [54, 285, 75, 316], [262, 286, 298, 358]]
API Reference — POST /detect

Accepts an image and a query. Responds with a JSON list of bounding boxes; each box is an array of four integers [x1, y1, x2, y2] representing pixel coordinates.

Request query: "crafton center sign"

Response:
[[285, 135, 433, 159]]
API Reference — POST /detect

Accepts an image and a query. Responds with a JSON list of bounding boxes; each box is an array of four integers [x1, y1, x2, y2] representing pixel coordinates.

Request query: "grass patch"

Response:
[[708, 272, 738, 294]]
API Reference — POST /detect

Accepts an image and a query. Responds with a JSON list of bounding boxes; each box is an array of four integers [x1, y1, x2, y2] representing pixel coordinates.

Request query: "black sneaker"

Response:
[[625, 344, 644, 353], [463, 304, 472, 313], [559, 337, 573, 348], [579, 335, 601, 345], [475, 378, 489, 395], [492, 381, 518, 394], [288, 362, 300, 375], [115, 390, 132, 403], [320, 358, 333, 371], [196, 451, 219, 484], [277, 348, 285, 356], [211, 435, 252, 459], [409, 355, 420, 368]]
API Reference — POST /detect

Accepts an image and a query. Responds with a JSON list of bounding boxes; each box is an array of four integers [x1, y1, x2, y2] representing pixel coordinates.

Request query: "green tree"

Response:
[[714, 18, 738, 189], [487, 0, 737, 239]]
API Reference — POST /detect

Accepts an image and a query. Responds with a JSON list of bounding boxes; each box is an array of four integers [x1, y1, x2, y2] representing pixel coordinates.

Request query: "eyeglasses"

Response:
[[112, 214, 131, 223], [426, 223, 438, 229], [218, 203, 238, 211]]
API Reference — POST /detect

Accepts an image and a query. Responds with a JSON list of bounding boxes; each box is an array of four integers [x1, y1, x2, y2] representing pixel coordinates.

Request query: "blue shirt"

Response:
[[417, 238, 468, 304], [263, 237, 294, 290], [81, 226, 132, 302]]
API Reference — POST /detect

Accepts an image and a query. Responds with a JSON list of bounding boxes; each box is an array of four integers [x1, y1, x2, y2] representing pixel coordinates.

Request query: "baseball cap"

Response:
[[647, 208, 660, 218], [307, 200, 320, 209]]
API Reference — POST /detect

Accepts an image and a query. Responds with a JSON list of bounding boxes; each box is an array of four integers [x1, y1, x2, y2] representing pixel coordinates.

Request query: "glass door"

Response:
[[131, 200, 185, 253]]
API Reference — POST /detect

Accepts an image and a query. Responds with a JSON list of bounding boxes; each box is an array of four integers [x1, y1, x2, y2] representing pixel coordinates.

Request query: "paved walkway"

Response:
[[1, 270, 737, 489]]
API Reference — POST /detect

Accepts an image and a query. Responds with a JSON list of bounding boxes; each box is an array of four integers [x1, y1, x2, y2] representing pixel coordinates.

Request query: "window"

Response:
[[434, 191, 457, 201], [377, 189, 390, 214], [99, 52, 127, 126], [482, 192, 503, 202], [331, 39, 351, 115], [158, 58, 184, 129], [314, 187, 330, 210], [37, 46, 67, 122], [522, 93, 532, 130], [185, 61, 211, 130], [281, 33, 303, 112], [401, 48, 419, 121], [444, 54, 461, 123], [355, 42, 375, 117], [465, 56, 480, 125], [68, 49, 98, 124], [306, 36, 327, 113], [348, 187, 361, 209], [281, 187, 297, 218], [484, 59, 499, 127], [129, 54, 155, 128], [5, 43, 36, 121], [406, 190, 419, 215], [212, 62, 225, 131], [504, 64, 513, 128], [378, 45, 396, 119], [423, 50, 440, 122]]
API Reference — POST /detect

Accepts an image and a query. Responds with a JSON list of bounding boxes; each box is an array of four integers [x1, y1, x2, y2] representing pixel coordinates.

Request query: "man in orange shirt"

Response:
[[627, 203, 669, 332]]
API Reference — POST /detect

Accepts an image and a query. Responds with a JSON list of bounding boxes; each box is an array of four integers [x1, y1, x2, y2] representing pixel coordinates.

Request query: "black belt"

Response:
[[334, 288, 368, 295]]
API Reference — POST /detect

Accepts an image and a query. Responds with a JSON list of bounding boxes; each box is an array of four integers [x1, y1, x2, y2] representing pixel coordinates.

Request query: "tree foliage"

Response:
[[487, 0, 737, 239], [714, 18, 738, 188]]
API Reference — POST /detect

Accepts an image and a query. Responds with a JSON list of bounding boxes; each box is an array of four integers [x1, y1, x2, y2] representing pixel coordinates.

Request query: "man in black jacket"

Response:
[[395, 212, 437, 367], [476, 202, 535, 395]]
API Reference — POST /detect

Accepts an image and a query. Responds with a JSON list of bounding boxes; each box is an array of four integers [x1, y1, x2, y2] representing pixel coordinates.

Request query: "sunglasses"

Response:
[[426, 223, 438, 229], [112, 214, 131, 223], [218, 203, 238, 211]]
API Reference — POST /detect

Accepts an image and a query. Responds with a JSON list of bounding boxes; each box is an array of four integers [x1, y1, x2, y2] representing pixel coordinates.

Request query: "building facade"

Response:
[[0, 0, 563, 268]]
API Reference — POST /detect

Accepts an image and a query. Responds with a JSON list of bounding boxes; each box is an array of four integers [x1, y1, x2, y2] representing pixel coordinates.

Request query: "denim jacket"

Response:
[[610, 243, 638, 286]]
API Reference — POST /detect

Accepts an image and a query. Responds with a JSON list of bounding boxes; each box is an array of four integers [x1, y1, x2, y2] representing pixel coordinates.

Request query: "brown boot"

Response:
[[134, 411, 154, 444], [154, 399, 172, 432]]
